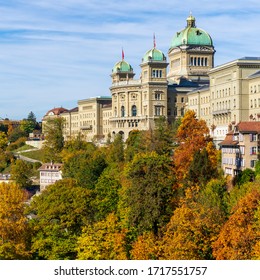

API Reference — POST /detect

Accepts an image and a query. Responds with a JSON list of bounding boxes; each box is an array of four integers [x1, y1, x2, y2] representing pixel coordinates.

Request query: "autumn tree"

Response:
[[173, 110, 210, 183], [160, 180, 227, 260], [124, 152, 175, 235], [0, 131, 8, 150], [10, 159, 33, 188], [77, 213, 127, 260], [212, 185, 260, 260], [28, 179, 93, 259], [42, 117, 65, 162], [130, 231, 158, 260], [0, 182, 31, 259]]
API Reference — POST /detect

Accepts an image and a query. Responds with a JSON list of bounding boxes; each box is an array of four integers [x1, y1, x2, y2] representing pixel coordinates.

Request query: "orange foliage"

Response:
[[213, 188, 260, 260], [173, 110, 210, 181], [130, 232, 158, 260]]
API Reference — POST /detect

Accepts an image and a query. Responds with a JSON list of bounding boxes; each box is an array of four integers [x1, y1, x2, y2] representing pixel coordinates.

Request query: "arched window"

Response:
[[131, 105, 137, 116], [114, 107, 117, 117], [121, 106, 125, 117]]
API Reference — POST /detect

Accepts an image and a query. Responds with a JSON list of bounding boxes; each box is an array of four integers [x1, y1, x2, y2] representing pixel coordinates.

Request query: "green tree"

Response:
[[28, 179, 93, 260], [124, 152, 175, 235], [10, 159, 33, 188], [62, 149, 107, 189], [125, 130, 146, 162], [235, 168, 255, 186], [0, 150, 14, 172], [188, 147, 218, 185], [92, 164, 122, 221], [0, 182, 31, 259], [43, 117, 65, 162], [8, 127, 27, 143], [20, 119, 35, 135], [27, 111, 37, 124], [106, 133, 124, 163]]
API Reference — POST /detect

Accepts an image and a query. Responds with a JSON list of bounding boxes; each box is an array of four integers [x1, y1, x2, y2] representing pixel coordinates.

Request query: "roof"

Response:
[[112, 60, 133, 73], [236, 121, 260, 133], [142, 47, 166, 63], [219, 132, 238, 146], [187, 84, 209, 95], [170, 15, 213, 49], [38, 163, 63, 171], [247, 70, 260, 79], [45, 107, 68, 116]]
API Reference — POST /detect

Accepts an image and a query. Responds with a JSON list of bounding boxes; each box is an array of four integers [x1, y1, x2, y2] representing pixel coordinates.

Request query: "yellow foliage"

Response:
[[130, 232, 158, 260], [0, 182, 31, 259], [77, 213, 127, 260]]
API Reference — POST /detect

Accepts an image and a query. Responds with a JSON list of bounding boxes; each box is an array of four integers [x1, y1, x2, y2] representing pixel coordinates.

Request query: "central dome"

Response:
[[170, 14, 213, 49]]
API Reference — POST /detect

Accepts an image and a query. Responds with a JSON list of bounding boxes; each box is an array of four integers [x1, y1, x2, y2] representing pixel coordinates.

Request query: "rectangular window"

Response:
[[155, 93, 161, 100], [152, 69, 162, 78], [155, 106, 162, 116], [250, 134, 257, 142], [250, 160, 257, 168], [250, 147, 257, 155]]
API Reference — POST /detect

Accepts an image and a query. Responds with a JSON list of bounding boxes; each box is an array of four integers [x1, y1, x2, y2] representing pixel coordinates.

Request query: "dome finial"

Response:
[[187, 12, 196, 27]]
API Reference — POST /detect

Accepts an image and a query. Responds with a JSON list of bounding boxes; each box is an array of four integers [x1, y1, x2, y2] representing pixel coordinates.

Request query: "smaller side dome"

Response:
[[142, 48, 166, 63], [112, 60, 133, 73]]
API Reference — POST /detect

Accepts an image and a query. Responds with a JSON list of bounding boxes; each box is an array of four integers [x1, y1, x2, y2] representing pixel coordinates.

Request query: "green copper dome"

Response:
[[142, 47, 166, 62], [170, 15, 213, 48], [112, 60, 133, 73]]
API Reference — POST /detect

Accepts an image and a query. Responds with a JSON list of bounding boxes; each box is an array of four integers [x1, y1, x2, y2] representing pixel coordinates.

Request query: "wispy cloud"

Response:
[[0, 0, 259, 120]]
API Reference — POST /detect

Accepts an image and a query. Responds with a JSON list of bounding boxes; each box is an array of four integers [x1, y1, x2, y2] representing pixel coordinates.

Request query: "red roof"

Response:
[[219, 131, 238, 146], [236, 121, 260, 133], [38, 163, 63, 171], [45, 107, 68, 116]]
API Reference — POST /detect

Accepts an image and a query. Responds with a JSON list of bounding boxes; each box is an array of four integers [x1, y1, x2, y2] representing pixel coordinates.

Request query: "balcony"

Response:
[[80, 125, 92, 130], [212, 109, 231, 115]]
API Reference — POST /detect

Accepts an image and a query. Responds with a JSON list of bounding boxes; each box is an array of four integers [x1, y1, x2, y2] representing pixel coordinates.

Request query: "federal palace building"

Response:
[[43, 14, 260, 153]]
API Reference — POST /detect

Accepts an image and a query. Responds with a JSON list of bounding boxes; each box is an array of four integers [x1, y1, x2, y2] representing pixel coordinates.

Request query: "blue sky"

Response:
[[0, 0, 260, 121]]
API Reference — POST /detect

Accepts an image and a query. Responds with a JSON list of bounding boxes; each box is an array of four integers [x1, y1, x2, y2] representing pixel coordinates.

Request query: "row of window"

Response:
[[250, 98, 260, 108], [212, 87, 236, 99], [190, 57, 208, 66], [114, 105, 165, 117], [250, 84, 260, 94], [40, 172, 61, 177], [80, 113, 95, 119], [233, 133, 258, 142], [115, 121, 139, 128]]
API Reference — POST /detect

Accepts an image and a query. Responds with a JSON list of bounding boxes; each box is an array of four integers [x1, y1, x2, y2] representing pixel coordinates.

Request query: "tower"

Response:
[[168, 14, 215, 84], [140, 37, 169, 127]]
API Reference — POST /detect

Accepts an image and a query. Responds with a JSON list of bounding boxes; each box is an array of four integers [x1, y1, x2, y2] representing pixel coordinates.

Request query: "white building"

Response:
[[38, 163, 63, 191]]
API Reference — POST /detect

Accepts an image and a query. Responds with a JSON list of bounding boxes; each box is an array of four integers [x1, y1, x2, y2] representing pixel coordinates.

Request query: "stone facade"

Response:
[[220, 122, 260, 176], [42, 15, 260, 148]]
